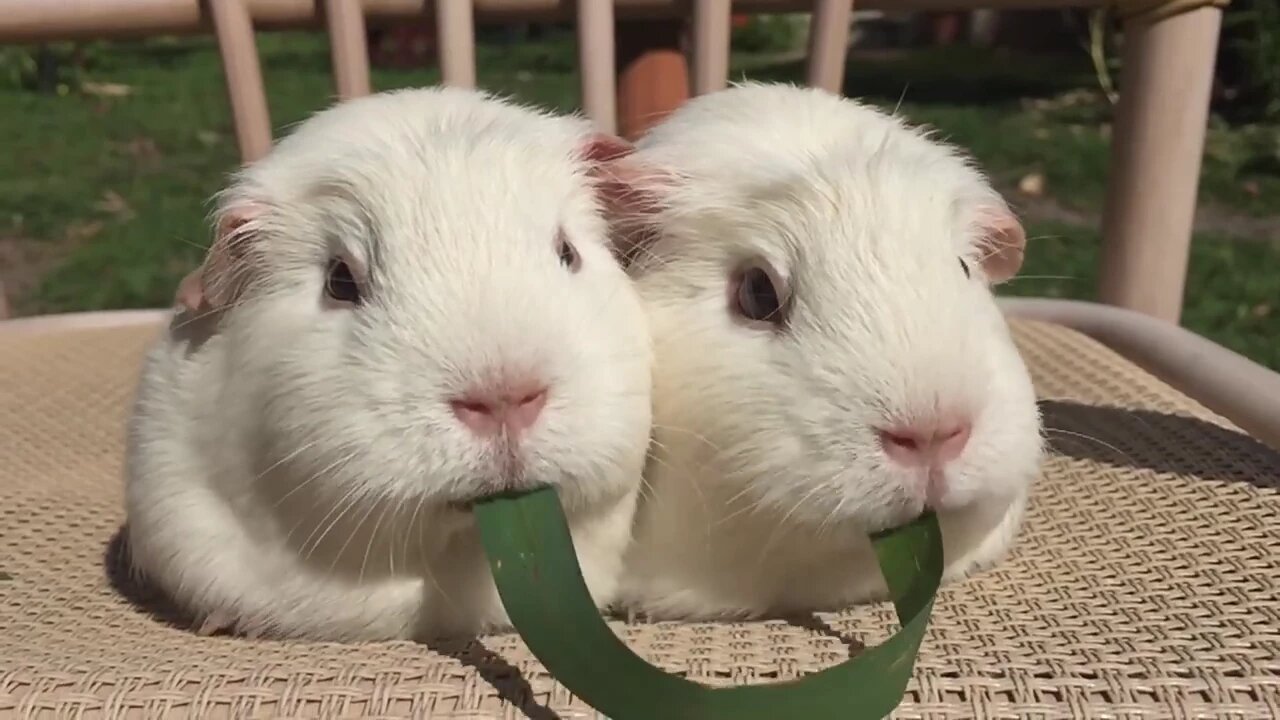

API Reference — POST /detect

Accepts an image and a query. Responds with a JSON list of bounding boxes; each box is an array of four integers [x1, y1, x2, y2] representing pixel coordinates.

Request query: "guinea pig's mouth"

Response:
[[445, 481, 546, 512]]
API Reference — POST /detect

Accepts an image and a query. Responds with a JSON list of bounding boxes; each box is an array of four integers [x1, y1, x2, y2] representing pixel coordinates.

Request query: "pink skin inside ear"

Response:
[[580, 132, 635, 164], [195, 205, 262, 309], [976, 207, 1026, 284], [578, 133, 674, 263], [175, 269, 206, 313]]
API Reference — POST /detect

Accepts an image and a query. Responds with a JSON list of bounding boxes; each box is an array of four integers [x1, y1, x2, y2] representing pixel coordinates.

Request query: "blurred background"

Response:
[[1, 4, 1277, 368]]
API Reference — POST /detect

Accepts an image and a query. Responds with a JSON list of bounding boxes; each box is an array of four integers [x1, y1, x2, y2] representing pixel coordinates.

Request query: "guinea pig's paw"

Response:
[[192, 608, 275, 639], [193, 609, 238, 637]]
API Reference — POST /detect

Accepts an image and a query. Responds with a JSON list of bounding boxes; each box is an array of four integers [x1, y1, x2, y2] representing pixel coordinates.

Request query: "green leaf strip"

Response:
[[475, 487, 943, 720]]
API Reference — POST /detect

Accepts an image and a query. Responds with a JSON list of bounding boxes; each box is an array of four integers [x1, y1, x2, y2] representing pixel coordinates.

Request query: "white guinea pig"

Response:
[[611, 82, 1045, 621], [123, 87, 654, 641]]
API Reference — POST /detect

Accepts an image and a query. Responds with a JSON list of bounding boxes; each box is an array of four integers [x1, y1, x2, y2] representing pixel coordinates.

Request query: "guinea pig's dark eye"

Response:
[[556, 231, 581, 273], [731, 263, 788, 327], [325, 258, 361, 305], [959, 258, 971, 279]]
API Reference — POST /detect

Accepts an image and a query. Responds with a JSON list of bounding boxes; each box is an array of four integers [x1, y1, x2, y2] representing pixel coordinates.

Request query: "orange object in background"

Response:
[[616, 19, 690, 142]]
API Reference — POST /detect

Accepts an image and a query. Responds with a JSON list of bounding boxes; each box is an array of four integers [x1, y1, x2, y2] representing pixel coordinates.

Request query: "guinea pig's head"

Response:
[[178, 87, 652, 515], [617, 83, 1043, 533]]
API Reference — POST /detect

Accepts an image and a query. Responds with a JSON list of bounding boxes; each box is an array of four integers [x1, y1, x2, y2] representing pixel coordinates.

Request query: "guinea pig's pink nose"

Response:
[[450, 383, 548, 438], [878, 420, 972, 468]]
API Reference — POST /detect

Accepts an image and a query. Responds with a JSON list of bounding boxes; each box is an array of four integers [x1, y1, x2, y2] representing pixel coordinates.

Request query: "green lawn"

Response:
[[3, 30, 1278, 369]]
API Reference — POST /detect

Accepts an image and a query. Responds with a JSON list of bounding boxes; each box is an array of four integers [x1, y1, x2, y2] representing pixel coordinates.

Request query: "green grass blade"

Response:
[[474, 487, 942, 719]]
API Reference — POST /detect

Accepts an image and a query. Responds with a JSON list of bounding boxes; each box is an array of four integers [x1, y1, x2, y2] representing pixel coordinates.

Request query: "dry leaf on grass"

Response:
[[1018, 172, 1046, 198], [65, 221, 105, 243], [95, 191, 134, 219], [82, 82, 133, 98]]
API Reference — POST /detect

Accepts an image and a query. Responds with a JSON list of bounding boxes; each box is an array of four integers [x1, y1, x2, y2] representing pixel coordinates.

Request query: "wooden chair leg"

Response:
[[1098, 7, 1224, 324], [209, 0, 271, 164], [324, 0, 372, 100], [690, 0, 732, 97], [577, 0, 618, 134], [807, 0, 854, 93], [435, 0, 476, 88]]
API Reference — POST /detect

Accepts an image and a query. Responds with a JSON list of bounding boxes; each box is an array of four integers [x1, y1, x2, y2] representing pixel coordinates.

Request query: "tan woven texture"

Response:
[[1, 318, 1277, 719]]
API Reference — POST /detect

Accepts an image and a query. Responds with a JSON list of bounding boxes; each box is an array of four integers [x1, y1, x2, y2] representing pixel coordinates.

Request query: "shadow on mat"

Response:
[[103, 527, 562, 719], [104, 527, 198, 631], [1039, 400, 1280, 489], [784, 615, 866, 659], [428, 639, 563, 719]]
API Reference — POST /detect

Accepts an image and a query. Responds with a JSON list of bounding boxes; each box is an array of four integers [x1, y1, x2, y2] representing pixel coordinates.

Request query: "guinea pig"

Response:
[[608, 82, 1045, 621], [123, 86, 654, 641]]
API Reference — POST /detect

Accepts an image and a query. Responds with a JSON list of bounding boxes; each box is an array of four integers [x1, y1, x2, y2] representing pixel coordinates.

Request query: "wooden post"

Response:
[[616, 19, 689, 142], [577, 0, 618, 133], [208, 0, 271, 164], [1098, 7, 1224, 324], [807, 0, 854, 93], [323, 0, 372, 100]]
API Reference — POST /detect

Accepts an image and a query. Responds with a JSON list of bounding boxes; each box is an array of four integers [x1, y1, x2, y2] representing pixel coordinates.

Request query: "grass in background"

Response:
[[2, 30, 1278, 369]]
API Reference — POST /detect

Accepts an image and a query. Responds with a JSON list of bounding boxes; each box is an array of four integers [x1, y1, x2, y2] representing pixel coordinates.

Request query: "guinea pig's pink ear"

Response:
[[175, 203, 263, 313], [974, 205, 1027, 285], [578, 133, 673, 263]]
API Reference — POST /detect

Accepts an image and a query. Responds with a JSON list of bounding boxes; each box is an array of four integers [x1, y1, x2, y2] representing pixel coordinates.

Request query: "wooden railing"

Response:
[[0, 0, 1228, 325]]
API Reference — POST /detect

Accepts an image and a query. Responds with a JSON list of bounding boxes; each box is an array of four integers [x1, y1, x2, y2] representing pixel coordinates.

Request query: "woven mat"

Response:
[[1, 318, 1277, 719]]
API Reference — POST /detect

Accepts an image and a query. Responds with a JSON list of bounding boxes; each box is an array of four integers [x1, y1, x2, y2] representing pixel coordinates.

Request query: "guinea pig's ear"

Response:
[[974, 205, 1027, 285], [577, 133, 674, 265], [175, 202, 264, 313]]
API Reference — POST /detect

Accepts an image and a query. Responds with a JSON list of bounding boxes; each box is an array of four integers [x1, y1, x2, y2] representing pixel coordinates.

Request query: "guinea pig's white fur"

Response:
[[123, 87, 653, 641], [617, 82, 1044, 620]]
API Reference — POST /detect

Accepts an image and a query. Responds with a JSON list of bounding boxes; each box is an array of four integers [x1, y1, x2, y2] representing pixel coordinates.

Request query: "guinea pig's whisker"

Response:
[[301, 489, 364, 565], [253, 440, 320, 487], [720, 482, 759, 510], [1044, 427, 1136, 465], [328, 488, 384, 578], [758, 483, 829, 559], [622, 242, 677, 272], [816, 493, 850, 538], [892, 83, 911, 117], [643, 434, 719, 520], [295, 475, 365, 562], [650, 423, 726, 454], [273, 449, 357, 510], [401, 490, 430, 574], [414, 519, 459, 615], [357, 502, 393, 584], [715, 496, 769, 526], [1002, 275, 1078, 283], [278, 451, 359, 545]]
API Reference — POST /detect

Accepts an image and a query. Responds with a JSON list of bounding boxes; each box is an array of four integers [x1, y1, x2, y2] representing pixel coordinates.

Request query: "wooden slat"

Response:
[[1097, 6, 1224, 323], [209, 0, 272, 163], [435, 0, 477, 88], [690, 0, 731, 96], [323, 0, 372, 100], [806, 0, 853, 92], [576, 0, 617, 133], [0, 1, 1107, 43]]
